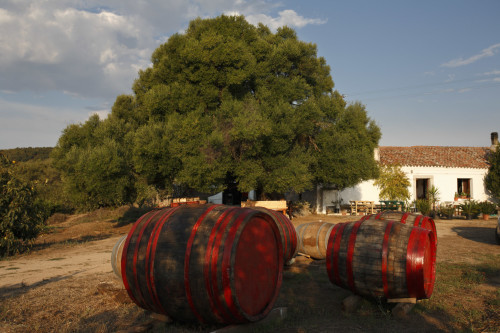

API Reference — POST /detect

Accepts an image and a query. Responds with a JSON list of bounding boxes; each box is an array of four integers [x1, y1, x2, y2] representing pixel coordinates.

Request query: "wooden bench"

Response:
[[241, 200, 288, 216], [349, 201, 375, 216]]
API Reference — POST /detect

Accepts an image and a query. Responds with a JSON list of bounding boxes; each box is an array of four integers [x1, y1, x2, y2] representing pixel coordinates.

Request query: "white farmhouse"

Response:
[[311, 132, 498, 214]]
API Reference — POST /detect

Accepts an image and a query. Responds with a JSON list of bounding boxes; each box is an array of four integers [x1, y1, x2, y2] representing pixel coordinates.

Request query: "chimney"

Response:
[[374, 147, 380, 162], [491, 132, 499, 152]]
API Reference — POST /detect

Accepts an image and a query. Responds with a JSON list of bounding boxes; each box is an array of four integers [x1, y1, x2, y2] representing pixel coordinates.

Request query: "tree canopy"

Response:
[[485, 145, 500, 200], [373, 165, 411, 201], [52, 15, 380, 208], [1, 154, 47, 256]]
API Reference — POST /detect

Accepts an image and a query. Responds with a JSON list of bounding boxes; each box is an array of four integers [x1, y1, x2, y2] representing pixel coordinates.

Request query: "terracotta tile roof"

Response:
[[379, 146, 491, 169]]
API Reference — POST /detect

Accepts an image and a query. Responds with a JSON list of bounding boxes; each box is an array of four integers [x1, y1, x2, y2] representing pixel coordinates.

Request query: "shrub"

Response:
[[438, 203, 455, 219], [416, 199, 432, 216], [0, 155, 48, 256], [478, 201, 497, 215], [459, 200, 480, 218]]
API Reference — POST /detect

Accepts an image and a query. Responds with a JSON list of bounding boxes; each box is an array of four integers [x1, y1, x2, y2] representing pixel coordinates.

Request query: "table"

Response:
[[349, 201, 375, 216], [379, 200, 405, 212]]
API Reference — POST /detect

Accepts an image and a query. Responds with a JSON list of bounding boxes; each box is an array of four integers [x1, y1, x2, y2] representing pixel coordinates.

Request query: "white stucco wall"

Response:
[[338, 166, 489, 205]]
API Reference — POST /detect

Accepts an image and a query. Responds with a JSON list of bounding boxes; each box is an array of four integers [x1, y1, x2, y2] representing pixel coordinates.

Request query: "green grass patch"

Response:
[[416, 256, 500, 331]]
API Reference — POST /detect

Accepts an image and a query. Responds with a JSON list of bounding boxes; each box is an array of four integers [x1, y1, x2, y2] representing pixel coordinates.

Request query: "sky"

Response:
[[1, 0, 499, 149]]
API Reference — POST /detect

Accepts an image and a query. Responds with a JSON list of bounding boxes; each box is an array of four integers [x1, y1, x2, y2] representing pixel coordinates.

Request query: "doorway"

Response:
[[416, 178, 429, 199]]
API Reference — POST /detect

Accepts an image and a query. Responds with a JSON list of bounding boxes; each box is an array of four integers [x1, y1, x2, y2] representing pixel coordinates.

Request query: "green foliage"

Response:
[[485, 145, 500, 199], [0, 147, 52, 162], [427, 185, 440, 212], [373, 165, 410, 201], [478, 200, 497, 215], [51, 115, 136, 210], [438, 203, 455, 219], [459, 199, 480, 218], [11, 158, 73, 214], [0, 155, 48, 256], [415, 199, 432, 215], [52, 15, 380, 204]]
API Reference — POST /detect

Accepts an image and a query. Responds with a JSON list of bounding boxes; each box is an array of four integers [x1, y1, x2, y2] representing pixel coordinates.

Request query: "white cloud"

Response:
[[245, 9, 327, 30], [0, 1, 155, 98], [0, 1, 326, 100], [482, 69, 500, 76], [90, 110, 110, 119], [441, 43, 500, 68], [445, 74, 455, 82]]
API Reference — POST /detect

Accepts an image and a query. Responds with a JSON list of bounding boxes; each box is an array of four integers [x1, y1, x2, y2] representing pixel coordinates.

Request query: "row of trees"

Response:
[[51, 15, 381, 210]]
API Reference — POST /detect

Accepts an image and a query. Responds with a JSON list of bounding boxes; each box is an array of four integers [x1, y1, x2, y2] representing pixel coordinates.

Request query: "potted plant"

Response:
[[415, 199, 432, 216], [459, 200, 479, 220], [478, 201, 497, 220], [454, 192, 459, 201], [427, 185, 440, 218], [438, 203, 455, 220]]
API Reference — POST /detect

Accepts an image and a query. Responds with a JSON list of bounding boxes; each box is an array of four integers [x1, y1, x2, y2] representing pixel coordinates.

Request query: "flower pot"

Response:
[[482, 214, 490, 220]]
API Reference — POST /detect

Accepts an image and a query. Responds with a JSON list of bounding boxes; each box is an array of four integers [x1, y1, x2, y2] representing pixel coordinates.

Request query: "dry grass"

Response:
[[1, 209, 499, 332]]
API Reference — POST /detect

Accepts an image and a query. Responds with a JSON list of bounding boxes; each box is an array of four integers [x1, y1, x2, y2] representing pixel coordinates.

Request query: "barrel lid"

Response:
[[232, 214, 282, 318]]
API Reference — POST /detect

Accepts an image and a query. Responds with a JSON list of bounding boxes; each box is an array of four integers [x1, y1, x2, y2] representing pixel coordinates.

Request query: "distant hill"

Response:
[[0, 147, 53, 162]]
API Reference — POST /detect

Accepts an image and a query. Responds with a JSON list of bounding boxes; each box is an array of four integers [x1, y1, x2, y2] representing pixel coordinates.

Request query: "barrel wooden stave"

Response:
[[361, 211, 437, 245], [326, 219, 436, 300], [111, 235, 127, 279], [296, 222, 335, 259], [121, 205, 283, 324]]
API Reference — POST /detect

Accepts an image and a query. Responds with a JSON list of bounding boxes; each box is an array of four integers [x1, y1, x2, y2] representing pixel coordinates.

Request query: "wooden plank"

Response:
[[387, 298, 417, 304]]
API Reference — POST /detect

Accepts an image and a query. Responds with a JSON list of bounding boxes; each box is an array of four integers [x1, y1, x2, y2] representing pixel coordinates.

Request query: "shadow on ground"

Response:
[[451, 226, 497, 245]]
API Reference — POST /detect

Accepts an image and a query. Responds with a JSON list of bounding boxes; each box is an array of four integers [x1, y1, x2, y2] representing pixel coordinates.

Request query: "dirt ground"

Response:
[[0, 209, 499, 332]]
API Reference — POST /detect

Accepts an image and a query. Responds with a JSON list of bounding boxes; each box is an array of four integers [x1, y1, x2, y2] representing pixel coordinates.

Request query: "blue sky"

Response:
[[1, 0, 499, 149]]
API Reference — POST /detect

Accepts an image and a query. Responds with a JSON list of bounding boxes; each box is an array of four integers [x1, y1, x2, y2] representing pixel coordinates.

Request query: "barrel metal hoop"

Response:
[[205, 208, 239, 323], [121, 211, 152, 305], [315, 223, 326, 257], [333, 223, 347, 286], [221, 209, 253, 322], [414, 215, 423, 227], [147, 207, 181, 313], [272, 210, 289, 260], [126, 209, 163, 310], [405, 227, 421, 298], [326, 223, 341, 284], [347, 220, 363, 293], [324, 223, 335, 256], [184, 205, 220, 323]]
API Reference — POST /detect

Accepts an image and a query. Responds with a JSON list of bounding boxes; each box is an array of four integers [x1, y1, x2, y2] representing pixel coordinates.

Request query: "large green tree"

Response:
[[485, 144, 500, 200], [52, 15, 380, 206]]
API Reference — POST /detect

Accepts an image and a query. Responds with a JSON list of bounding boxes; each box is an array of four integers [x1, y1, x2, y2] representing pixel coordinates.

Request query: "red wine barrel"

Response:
[[360, 211, 437, 245], [121, 204, 283, 324], [111, 235, 127, 279], [251, 207, 297, 262], [295, 222, 335, 259], [326, 219, 436, 300]]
